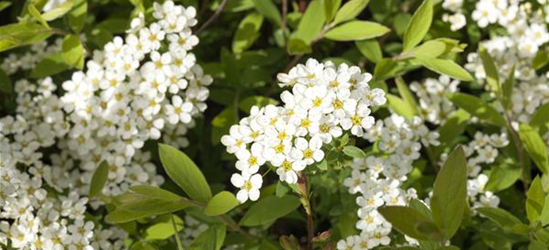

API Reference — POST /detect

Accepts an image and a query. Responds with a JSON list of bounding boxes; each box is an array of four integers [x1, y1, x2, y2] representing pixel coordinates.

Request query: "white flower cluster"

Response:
[[180, 215, 208, 248], [221, 59, 387, 203], [1, 39, 62, 75], [0, 1, 211, 249], [43, 0, 69, 12], [441, 0, 467, 31], [337, 115, 440, 249], [410, 75, 460, 125]]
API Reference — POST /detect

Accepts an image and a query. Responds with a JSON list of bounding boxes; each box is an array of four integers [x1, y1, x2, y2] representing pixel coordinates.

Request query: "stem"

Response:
[[425, 145, 440, 172], [503, 112, 529, 192], [196, 0, 230, 35], [281, 0, 288, 32], [298, 172, 314, 250], [171, 214, 184, 250]]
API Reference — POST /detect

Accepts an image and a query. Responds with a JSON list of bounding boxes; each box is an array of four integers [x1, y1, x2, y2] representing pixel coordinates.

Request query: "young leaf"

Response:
[[356, 39, 382, 63], [252, 0, 281, 27], [89, 161, 109, 197], [287, 38, 312, 55], [332, 0, 371, 25], [239, 195, 301, 226], [205, 191, 240, 216], [144, 214, 184, 240], [342, 145, 367, 158], [431, 146, 467, 240], [232, 12, 264, 53], [387, 94, 415, 120], [324, 21, 390, 41], [62, 34, 85, 69], [324, 0, 342, 24], [519, 124, 549, 174], [416, 56, 473, 82], [28, 4, 50, 28], [378, 206, 442, 241], [0, 22, 54, 52], [42, 1, 73, 21], [158, 143, 213, 203], [395, 77, 419, 116], [68, 0, 87, 33], [526, 176, 546, 222], [449, 93, 507, 127], [403, 0, 433, 51], [479, 46, 500, 94], [293, 0, 325, 43]]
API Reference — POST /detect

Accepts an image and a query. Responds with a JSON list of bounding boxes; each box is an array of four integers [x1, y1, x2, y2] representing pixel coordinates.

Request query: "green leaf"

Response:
[[324, 21, 389, 41], [519, 124, 549, 174], [416, 56, 473, 82], [240, 195, 301, 226], [293, 0, 325, 43], [378, 206, 442, 241], [540, 195, 549, 226], [211, 107, 238, 145], [476, 207, 522, 229], [387, 94, 415, 120], [342, 145, 367, 158], [28, 4, 50, 28], [205, 191, 240, 216], [144, 214, 184, 240], [414, 38, 462, 58], [159, 144, 212, 203], [0, 22, 54, 53], [530, 102, 549, 135], [252, 0, 281, 26], [437, 109, 470, 147], [485, 163, 521, 192], [526, 176, 545, 222], [89, 161, 109, 197], [68, 0, 87, 33], [333, 0, 371, 25], [395, 76, 419, 116], [30, 53, 71, 78], [0, 68, 12, 94], [324, 0, 342, 24], [431, 146, 467, 240], [501, 65, 515, 110], [529, 240, 548, 250], [532, 49, 549, 70], [62, 34, 85, 69], [131, 241, 158, 250], [448, 93, 507, 127], [479, 46, 500, 94], [0, 1, 11, 13], [188, 225, 226, 250], [287, 38, 312, 55], [233, 12, 264, 53], [403, 0, 433, 51], [239, 96, 279, 113], [356, 39, 382, 63], [129, 185, 183, 201], [106, 199, 192, 223], [42, 1, 73, 21]]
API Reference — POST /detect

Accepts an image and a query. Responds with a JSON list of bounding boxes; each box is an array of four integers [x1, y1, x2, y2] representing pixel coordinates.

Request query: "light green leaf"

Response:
[[387, 94, 415, 120], [252, 0, 281, 26], [529, 240, 548, 250], [233, 12, 264, 53], [205, 191, 240, 216], [0, 68, 12, 94], [501, 65, 515, 110], [89, 161, 109, 197], [519, 124, 549, 174], [378, 206, 442, 241], [431, 146, 467, 240], [333, 0, 371, 25], [28, 4, 50, 28], [324, 0, 342, 24], [287, 38, 312, 55], [239, 96, 279, 113], [211, 107, 238, 145], [144, 214, 184, 240], [395, 76, 419, 116], [293, 0, 325, 43], [324, 21, 389, 41], [240, 195, 301, 226], [540, 195, 549, 226], [448, 93, 507, 127], [526, 176, 546, 222], [62, 34, 85, 69], [479, 46, 500, 94], [30, 53, 70, 78], [416, 56, 473, 82], [403, 0, 433, 51], [356, 39, 382, 63], [414, 38, 460, 58], [42, 1, 73, 21], [159, 144, 212, 202], [485, 163, 521, 192], [131, 241, 158, 250], [129, 185, 183, 201], [188, 225, 226, 250], [0, 23, 53, 53], [68, 0, 87, 33], [476, 207, 522, 229], [342, 146, 367, 158], [0, 1, 11, 13], [106, 199, 192, 223], [530, 102, 549, 135]]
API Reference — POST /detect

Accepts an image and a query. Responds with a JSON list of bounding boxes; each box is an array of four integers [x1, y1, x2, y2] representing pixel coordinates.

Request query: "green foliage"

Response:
[[239, 195, 301, 226], [402, 0, 433, 51], [324, 21, 389, 41], [89, 161, 109, 197], [205, 191, 240, 216], [61, 34, 85, 69], [449, 93, 507, 127]]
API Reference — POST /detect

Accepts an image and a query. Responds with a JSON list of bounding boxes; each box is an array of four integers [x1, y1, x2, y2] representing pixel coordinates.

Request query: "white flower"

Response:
[[231, 172, 263, 203], [165, 96, 193, 124]]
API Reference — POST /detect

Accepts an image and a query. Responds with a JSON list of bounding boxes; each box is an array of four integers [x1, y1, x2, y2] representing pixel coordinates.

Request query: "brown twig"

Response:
[[503, 112, 529, 192], [281, 0, 288, 32], [298, 172, 314, 250], [195, 0, 230, 35]]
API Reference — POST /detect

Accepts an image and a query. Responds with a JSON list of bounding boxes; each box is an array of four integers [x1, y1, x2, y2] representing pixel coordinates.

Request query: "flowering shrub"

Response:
[[1, 0, 549, 249]]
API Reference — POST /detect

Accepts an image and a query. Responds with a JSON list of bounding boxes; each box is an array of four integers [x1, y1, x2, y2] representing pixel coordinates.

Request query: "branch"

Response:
[[195, 0, 230, 35]]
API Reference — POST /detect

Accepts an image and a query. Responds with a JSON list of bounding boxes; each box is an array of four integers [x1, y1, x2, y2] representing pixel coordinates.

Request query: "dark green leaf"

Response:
[[476, 207, 522, 229], [89, 161, 109, 197], [530, 102, 549, 135], [449, 93, 507, 127], [240, 195, 301, 226], [287, 38, 312, 55], [479, 46, 500, 94], [519, 124, 549, 174], [378, 206, 442, 241], [0, 68, 12, 94], [30, 53, 70, 78], [233, 12, 264, 53]]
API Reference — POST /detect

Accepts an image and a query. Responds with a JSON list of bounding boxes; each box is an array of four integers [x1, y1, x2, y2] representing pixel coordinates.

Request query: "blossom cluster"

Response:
[[337, 115, 440, 249], [0, 1, 211, 249], [410, 75, 461, 125], [222, 59, 387, 203]]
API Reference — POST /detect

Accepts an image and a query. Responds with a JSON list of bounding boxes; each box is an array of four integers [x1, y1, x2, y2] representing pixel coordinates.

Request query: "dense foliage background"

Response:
[[1, 0, 549, 249]]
